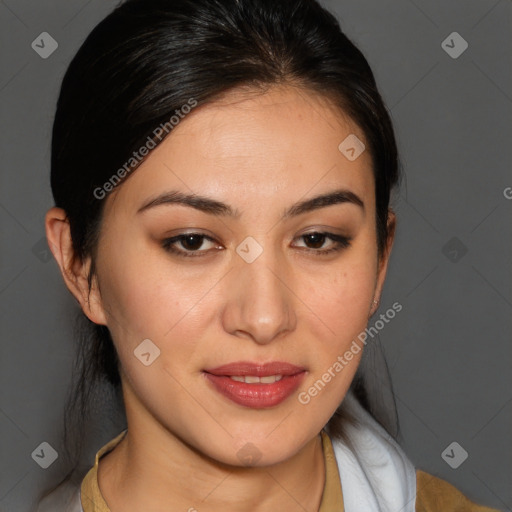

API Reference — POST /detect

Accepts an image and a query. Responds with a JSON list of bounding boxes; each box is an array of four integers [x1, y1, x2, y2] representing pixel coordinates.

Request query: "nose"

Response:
[[221, 243, 297, 345]]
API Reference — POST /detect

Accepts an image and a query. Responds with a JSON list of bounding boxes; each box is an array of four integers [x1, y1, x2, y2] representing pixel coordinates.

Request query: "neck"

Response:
[[97, 385, 326, 512]]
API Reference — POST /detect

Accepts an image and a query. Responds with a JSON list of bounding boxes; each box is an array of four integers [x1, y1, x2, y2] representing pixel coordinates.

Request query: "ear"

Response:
[[45, 207, 107, 325], [370, 210, 396, 315]]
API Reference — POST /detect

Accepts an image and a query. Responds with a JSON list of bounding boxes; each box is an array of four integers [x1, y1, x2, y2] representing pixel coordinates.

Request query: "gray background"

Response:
[[0, 0, 510, 511]]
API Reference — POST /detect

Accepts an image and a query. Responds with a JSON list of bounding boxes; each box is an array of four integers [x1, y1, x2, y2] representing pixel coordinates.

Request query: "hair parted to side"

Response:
[[49, 0, 401, 488]]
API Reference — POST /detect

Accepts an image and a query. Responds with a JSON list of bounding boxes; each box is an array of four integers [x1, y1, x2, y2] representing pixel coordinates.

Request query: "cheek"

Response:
[[95, 240, 174, 344], [96, 243, 221, 370], [296, 242, 377, 401], [304, 250, 377, 338]]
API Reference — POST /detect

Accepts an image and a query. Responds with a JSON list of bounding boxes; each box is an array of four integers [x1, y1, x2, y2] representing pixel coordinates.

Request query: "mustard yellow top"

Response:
[[79, 429, 499, 512]]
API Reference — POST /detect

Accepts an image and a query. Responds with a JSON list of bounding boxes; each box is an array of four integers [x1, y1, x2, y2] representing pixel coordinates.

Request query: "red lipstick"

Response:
[[203, 361, 306, 409]]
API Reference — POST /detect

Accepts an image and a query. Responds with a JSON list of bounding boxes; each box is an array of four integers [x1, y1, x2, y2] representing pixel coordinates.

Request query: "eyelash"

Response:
[[161, 232, 352, 258]]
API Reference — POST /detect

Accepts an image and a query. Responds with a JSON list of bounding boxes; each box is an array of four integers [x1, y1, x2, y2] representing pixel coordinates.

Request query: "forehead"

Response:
[[105, 85, 374, 215]]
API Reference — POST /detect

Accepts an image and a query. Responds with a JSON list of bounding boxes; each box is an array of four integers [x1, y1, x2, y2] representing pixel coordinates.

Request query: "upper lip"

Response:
[[204, 361, 306, 377]]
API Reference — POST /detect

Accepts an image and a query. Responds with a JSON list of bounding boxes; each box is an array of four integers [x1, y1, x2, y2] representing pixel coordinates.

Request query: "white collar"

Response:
[[330, 391, 416, 512]]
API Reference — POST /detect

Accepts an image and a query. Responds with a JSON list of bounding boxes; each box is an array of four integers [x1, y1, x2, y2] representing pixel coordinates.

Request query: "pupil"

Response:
[[305, 233, 325, 248], [183, 235, 203, 250]]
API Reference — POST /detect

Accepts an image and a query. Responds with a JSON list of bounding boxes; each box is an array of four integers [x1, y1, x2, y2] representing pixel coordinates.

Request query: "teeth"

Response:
[[229, 375, 283, 383]]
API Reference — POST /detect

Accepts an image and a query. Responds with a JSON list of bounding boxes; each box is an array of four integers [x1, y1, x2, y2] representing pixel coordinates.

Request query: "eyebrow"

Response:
[[137, 188, 364, 218]]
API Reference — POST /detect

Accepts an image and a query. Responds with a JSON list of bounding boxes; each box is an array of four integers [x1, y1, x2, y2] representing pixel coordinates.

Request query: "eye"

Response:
[[162, 231, 351, 258], [162, 233, 221, 257], [293, 231, 351, 255]]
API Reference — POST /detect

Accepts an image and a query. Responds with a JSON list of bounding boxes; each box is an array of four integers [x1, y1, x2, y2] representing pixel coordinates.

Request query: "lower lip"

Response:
[[203, 372, 306, 409]]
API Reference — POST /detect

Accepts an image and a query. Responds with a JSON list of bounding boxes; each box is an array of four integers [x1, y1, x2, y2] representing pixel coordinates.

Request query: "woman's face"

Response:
[[89, 85, 393, 466]]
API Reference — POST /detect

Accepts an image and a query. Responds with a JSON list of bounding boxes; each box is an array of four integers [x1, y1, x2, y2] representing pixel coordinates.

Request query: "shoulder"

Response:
[[36, 477, 82, 512], [415, 470, 501, 512]]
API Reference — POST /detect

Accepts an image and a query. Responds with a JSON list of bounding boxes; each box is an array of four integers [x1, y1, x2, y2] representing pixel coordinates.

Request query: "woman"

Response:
[[38, 0, 500, 510]]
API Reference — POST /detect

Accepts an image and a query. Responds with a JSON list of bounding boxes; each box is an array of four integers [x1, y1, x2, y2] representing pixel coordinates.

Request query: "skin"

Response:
[[46, 84, 395, 512]]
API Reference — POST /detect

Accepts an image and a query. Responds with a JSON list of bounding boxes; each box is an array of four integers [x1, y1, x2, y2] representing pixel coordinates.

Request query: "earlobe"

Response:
[[45, 207, 107, 326]]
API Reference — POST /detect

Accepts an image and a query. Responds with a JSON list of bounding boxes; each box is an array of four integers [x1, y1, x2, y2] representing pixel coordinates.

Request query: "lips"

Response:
[[204, 361, 305, 377], [203, 361, 306, 409]]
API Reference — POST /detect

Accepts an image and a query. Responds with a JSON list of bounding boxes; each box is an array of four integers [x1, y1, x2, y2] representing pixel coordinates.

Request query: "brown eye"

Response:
[[180, 234, 206, 250], [303, 232, 327, 249], [162, 233, 220, 257], [293, 231, 351, 255]]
